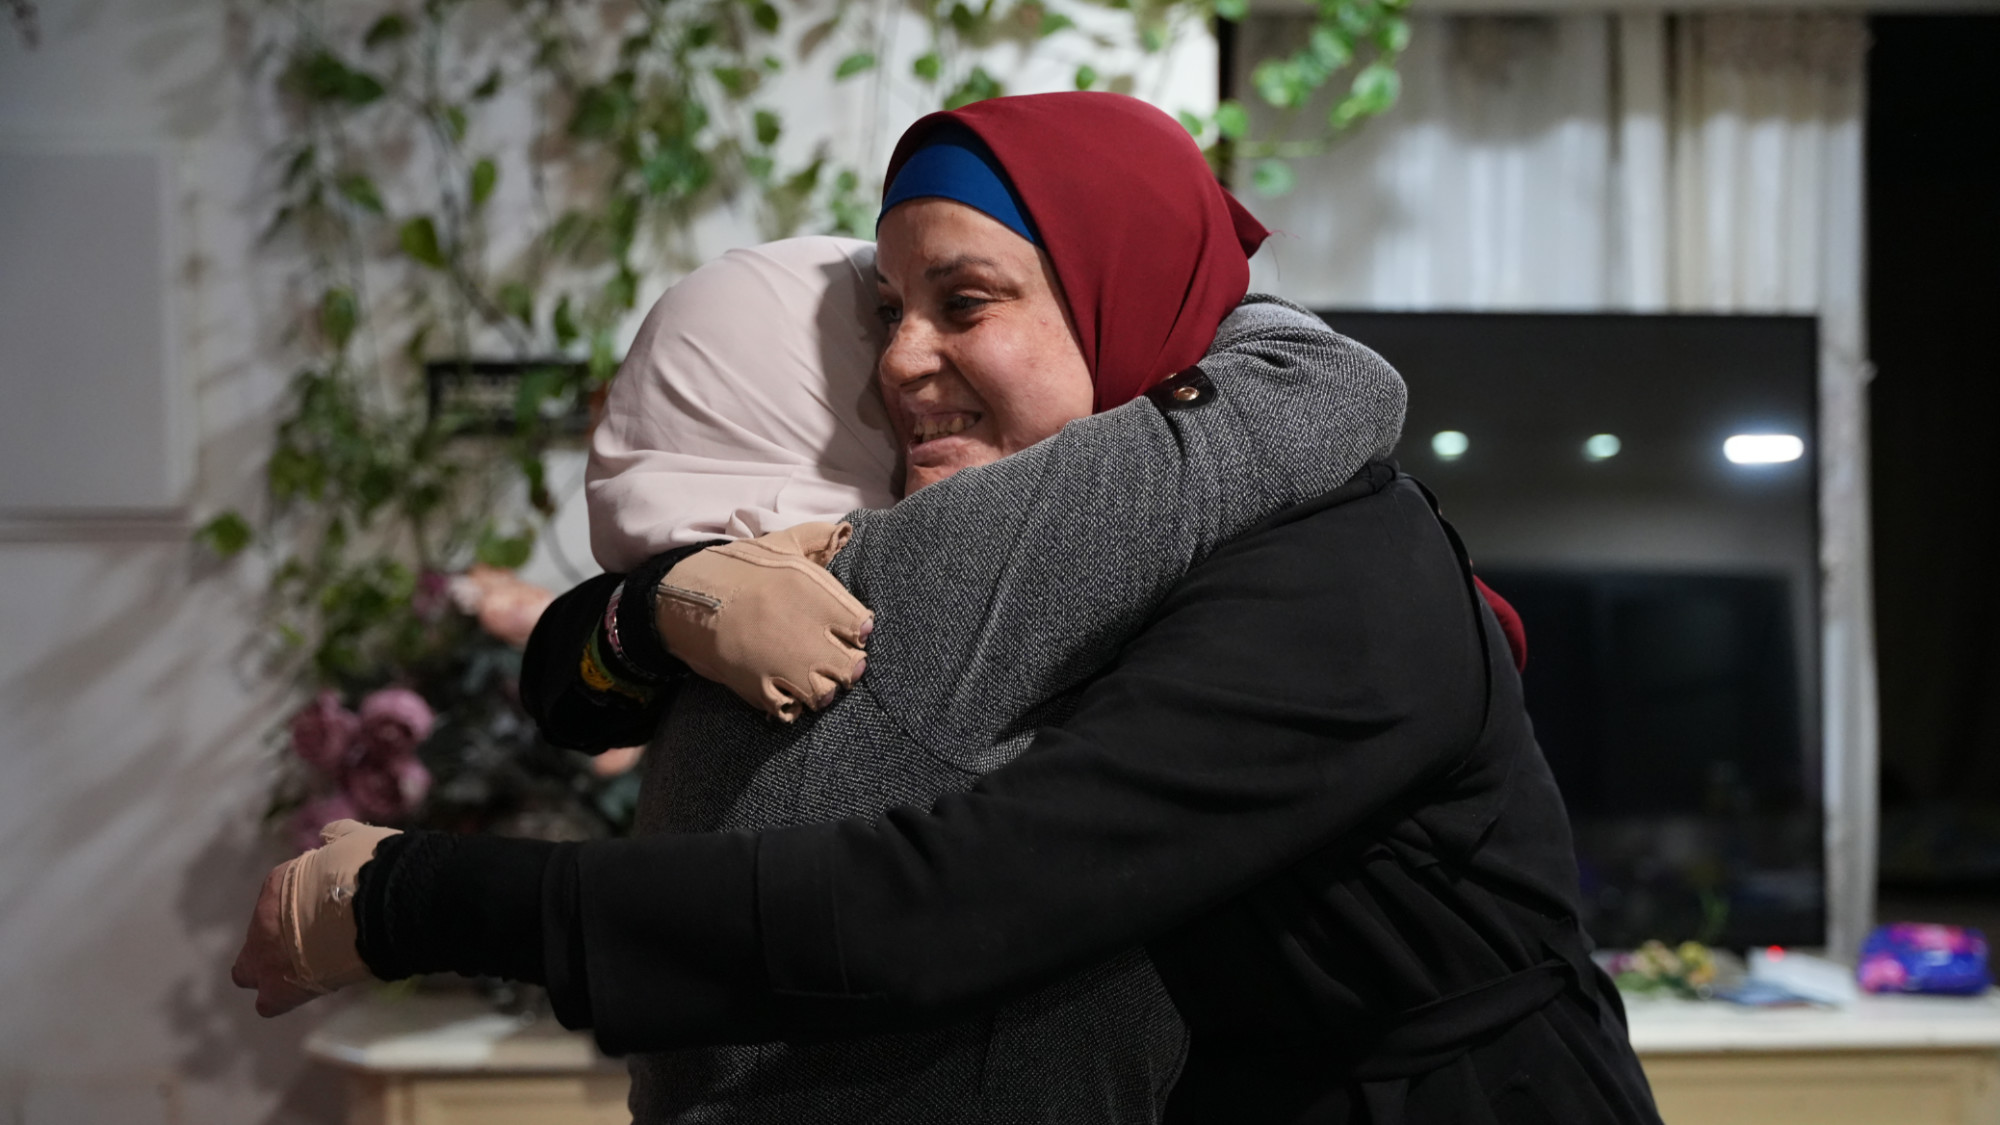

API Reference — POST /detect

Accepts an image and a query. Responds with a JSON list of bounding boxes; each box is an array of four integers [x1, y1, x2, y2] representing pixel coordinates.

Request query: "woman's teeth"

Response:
[[913, 415, 975, 443]]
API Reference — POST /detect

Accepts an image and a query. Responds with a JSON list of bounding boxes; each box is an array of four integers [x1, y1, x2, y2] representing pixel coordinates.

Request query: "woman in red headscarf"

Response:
[[237, 94, 1649, 1125]]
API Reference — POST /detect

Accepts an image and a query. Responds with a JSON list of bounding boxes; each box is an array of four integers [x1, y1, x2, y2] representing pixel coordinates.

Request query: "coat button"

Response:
[[1173, 385, 1201, 402]]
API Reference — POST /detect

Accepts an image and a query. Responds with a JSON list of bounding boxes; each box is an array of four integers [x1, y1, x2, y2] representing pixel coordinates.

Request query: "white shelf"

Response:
[[1627, 992, 2000, 1055], [304, 992, 618, 1075]]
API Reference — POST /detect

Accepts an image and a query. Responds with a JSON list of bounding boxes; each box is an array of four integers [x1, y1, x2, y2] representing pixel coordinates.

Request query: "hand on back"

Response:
[[656, 522, 874, 721]]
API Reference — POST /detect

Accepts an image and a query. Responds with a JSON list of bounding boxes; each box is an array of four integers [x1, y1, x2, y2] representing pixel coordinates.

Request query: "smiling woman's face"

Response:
[[874, 199, 1093, 494]]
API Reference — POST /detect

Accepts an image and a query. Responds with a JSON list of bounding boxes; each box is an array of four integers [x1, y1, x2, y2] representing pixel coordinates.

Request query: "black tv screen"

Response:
[[1317, 310, 1823, 949]]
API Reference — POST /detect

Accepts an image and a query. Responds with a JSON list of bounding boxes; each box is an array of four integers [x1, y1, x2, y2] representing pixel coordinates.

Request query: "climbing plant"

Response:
[[201, 0, 1408, 841]]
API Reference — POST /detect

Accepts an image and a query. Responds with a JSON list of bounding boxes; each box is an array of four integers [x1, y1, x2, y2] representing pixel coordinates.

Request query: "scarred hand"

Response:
[[231, 819, 401, 1017], [655, 521, 874, 721]]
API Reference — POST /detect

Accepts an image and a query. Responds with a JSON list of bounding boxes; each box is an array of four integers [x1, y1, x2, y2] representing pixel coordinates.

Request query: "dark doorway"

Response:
[[1868, 15, 2000, 928]]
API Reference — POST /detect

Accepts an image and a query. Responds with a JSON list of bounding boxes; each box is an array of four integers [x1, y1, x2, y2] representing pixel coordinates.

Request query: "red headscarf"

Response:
[[885, 93, 1270, 413]]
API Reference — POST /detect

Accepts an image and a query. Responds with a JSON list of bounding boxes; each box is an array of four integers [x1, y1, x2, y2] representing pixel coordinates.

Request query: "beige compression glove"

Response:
[[280, 819, 402, 995], [655, 521, 874, 721]]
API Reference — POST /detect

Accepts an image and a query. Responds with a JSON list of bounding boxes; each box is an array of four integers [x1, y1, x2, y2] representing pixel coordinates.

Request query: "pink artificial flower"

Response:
[[358, 687, 436, 760], [288, 690, 359, 777], [344, 746, 433, 822], [287, 791, 362, 854]]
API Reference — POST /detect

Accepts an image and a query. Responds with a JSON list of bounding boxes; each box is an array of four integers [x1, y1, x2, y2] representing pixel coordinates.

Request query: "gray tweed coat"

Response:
[[628, 297, 1407, 1124]]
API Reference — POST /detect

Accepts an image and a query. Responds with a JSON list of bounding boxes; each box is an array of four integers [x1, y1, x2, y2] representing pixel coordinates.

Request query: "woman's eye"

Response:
[[945, 294, 989, 315], [876, 304, 903, 326]]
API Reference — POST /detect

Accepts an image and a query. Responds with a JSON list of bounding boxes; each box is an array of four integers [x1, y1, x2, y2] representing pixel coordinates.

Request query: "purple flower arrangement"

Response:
[[284, 687, 435, 852], [270, 565, 643, 855]]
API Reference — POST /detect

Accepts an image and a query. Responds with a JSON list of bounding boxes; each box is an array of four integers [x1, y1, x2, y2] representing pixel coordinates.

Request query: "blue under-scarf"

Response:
[[878, 126, 1039, 245]]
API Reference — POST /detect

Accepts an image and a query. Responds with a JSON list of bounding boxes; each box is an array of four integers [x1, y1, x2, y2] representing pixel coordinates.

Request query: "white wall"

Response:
[[0, 3, 1216, 1122], [0, 2, 336, 1122]]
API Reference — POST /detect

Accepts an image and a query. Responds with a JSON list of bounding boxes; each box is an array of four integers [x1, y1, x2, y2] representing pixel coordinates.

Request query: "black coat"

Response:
[[359, 465, 1661, 1125]]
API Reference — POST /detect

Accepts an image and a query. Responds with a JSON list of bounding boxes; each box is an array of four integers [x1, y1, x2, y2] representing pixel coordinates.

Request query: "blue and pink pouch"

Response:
[[1856, 923, 1991, 995]]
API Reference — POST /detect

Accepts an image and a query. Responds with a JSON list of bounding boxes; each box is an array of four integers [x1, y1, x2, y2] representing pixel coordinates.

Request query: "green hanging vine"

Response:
[[201, 0, 1408, 842]]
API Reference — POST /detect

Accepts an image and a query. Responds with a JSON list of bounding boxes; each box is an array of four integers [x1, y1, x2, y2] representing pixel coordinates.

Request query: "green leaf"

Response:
[[948, 3, 979, 35], [912, 52, 942, 82], [471, 67, 503, 100], [1140, 23, 1166, 52], [569, 84, 634, 139], [442, 105, 468, 143], [284, 50, 384, 106], [588, 329, 618, 383], [1176, 109, 1205, 136], [1251, 158, 1296, 196], [521, 452, 554, 515], [499, 281, 533, 326], [1214, 0, 1247, 20], [341, 68, 386, 106], [944, 66, 1002, 110], [552, 296, 579, 349], [404, 322, 433, 366], [712, 66, 757, 96], [398, 216, 446, 268], [607, 195, 641, 251], [1038, 10, 1076, 35], [1375, 14, 1411, 53], [1073, 64, 1098, 90], [750, 1, 781, 32], [1335, 0, 1376, 37], [475, 525, 535, 569], [282, 146, 316, 187], [1309, 24, 1354, 72], [834, 52, 876, 80], [1215, 99, 1250, 139], [260, 204, 296, 243], [1353, 59, 1401, 105], [363, 14, 410, 49], [1330, 59, 1399, 128], [195, 511, 253, 558], [320, 287, 358, 349], [753, 109, 782, 146], [513, 365, 566, 427], [783, 157, 823, 195], [798, 15, 841, 58], [469, 158, 498, 208], [336, 172, 384, 214], [1252, 58, 1302, 108], [605, 264, 638, 311]]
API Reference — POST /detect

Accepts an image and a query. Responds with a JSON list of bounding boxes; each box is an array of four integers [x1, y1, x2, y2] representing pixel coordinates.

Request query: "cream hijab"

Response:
[[586, 237, 900, 572]]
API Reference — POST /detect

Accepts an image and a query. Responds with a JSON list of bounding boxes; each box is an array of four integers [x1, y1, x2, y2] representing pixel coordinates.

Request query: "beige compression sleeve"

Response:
[[654, 522, 874, 721]]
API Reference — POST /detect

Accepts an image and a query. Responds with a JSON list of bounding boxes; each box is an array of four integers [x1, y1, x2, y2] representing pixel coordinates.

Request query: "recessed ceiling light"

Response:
[[1432, 430, 1469, 461], [1724, 434, 1804, 465], [1584, 434, 1622, 461]]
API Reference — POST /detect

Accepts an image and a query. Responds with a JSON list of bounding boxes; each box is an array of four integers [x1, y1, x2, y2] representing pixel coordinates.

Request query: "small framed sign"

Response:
[[425, 358, 592, 436]]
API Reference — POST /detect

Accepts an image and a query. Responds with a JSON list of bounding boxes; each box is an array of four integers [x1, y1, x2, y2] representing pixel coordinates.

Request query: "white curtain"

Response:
[[1238, 12, 1876, 957]]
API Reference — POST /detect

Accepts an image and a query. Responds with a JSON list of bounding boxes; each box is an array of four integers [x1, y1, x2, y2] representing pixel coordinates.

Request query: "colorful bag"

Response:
[[1856, 923, 1991, 995]]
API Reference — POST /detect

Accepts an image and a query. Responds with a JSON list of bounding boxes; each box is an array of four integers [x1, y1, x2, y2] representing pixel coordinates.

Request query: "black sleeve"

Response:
[[352, 483, 1490, 1053], [544, 481, 1495, 1054], [519, 542, 718, 752]]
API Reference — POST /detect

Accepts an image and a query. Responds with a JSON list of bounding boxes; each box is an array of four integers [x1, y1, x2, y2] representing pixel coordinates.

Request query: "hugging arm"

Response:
[[520, 546, 711, 751], [354, 474, 1498, 1054], [522, 298, 1409, 753], [522, 523, 875, 749]]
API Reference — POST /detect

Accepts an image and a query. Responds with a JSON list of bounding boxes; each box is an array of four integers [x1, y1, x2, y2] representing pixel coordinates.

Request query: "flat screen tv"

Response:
[[1316, 310, 1823, 949]]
